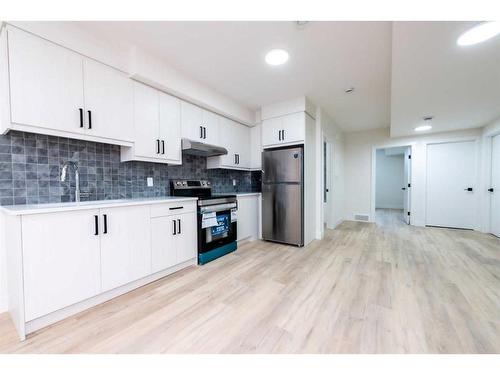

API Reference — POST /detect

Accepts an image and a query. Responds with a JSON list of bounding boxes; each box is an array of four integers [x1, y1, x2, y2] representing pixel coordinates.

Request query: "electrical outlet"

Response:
[[147, 177, 154, 187]]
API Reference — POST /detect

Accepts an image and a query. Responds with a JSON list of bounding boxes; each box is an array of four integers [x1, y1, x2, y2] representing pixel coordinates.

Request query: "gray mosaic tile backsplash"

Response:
[[0, 131, 262, 206]]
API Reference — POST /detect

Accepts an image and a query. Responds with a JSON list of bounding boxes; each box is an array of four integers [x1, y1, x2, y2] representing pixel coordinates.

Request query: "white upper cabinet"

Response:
[[181, 101, 219, 145], [7, 26, 85, 136], [261, 112, 306, 148], [82, 58, 134, 142], [159, 92, 182, 163], [121, 82, 181, 164], [3, 26, 133, 145], [207, 117, 250, 170], [129, 82, 161, 160]]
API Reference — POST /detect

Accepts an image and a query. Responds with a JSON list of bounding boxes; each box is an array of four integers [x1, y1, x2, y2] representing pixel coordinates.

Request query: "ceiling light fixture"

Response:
[[265, 49, 289, 66], [457, 21, 500, 46]]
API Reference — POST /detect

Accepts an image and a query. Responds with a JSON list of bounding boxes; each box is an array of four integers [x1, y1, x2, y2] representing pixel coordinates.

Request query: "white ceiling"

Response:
[[75, 21, 500, 136], [391, 21, 500, 137], [75, 21, 392, 132]]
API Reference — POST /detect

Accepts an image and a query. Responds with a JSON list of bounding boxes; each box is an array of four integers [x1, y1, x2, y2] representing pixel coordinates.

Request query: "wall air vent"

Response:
[[354, 214, 370, 222]]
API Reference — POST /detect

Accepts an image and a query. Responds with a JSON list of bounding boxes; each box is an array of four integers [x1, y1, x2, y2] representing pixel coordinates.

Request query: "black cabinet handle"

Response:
[[465, 187, 473, 192], [203, 127, 207, 139], [177, 219, 181, 234], [103, 214, 108, 234], [79, 108, 84, 128], [156, 139, 160, 154], [278, 130, 281, 141], [234, 154, 237, 164], [172, 219, 177, 235], [94, 215, 99, 236], [87, 110, 92, 129], [402, 187, 406, 190], [282, 129, 285, 140], [169, 206, 184, 210], [161, 140, 165, 155], [488, 188, 494, 192], [237, 154, 240, 164], [200, 126, 203, 139]]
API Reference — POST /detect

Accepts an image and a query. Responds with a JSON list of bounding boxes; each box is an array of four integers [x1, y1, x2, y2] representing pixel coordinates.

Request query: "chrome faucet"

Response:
[[60, 161, 80, 202]]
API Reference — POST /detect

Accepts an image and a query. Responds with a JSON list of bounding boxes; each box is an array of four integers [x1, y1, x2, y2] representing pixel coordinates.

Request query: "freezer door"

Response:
[[262, 183, 303, 246], [262, 147, 303, 183]]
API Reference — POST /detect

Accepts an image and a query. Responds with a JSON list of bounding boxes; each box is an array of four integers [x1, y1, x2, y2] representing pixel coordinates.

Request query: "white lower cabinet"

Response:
[[22, 209, 102, 321], [4, 199, 197, 339], [152, 211, 197, 272], [100, 205, 152, 292], [236, 194, 261, 242]]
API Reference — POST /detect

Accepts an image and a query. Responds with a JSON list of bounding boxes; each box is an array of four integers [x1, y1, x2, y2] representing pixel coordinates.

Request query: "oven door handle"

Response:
[[200, 203, 237, 214]]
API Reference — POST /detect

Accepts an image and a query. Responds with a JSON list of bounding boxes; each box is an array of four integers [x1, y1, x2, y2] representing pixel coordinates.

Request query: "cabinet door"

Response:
[[151, 216, 177, 273], [159, 92, 182, 163], [22, 209, 101, 321], [175, 212, 198, 263], [202, 109, 219, 145], [217, 117, 236, 166], [100, 205, 152, 291], [8, 27, 85, 135], [132, 82, 160, 159], [237, 196, 259, 241], [83, 59, 134, 142], [261, 117, 283, 147], [234, 123, 250, 169], [281, 112, 305, 144], [181, 101, 203, 140]]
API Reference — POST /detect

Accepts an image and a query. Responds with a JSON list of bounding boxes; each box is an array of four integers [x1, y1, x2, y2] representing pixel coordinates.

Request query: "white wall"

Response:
[[316, 108, 344, 235], [344, 127, 483, 228], [8, 21, 255, 126], [375, 149, 404, 209]]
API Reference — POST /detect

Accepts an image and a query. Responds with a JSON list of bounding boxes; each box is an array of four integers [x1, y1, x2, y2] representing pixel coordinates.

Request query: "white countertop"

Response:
[[0, 196, 198, 216], [236, 192, 261, 197]]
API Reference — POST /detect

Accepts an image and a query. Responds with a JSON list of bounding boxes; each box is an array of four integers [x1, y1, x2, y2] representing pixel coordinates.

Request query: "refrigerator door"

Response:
[[262, 182, 303, 246], [263, 146, 303, 183]]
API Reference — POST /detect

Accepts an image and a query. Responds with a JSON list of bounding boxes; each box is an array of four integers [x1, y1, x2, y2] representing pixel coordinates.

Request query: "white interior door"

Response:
[[403, 147, 412, 224], [490, 134, 500, 237], [426, 141, 476, 229]]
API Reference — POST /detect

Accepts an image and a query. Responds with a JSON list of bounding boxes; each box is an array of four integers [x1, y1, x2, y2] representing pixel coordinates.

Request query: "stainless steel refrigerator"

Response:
[[262, 145, 304, 246]]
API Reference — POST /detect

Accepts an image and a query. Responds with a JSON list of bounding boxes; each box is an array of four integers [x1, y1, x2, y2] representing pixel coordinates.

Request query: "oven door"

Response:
[[198, 203, 237, 253]]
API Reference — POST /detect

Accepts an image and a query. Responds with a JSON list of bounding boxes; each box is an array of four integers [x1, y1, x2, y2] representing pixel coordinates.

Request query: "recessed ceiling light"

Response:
[[457, 21, 500, 46], [415, 125, 432, 132], [345, 87, 355, 94], [265, 49, 289, 66]]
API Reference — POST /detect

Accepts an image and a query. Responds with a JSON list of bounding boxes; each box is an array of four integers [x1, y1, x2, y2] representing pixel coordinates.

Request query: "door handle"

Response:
[[156, 139, 160, 154], [161, 140, 165, 155], [87, 110, 92, 129], [79, 108, 84, 128], [177, 219, 181, 234], [103, 214, 108, 234], [203, 127, 207, 139], [172, 219, 177, 235], [464, 187, 473, 192], [94, 215, 99, 236], [488, 188, 494, 192]]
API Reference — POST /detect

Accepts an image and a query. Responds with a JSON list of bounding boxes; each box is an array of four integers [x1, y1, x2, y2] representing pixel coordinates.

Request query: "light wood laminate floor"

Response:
[[0, 209, 499, 353]]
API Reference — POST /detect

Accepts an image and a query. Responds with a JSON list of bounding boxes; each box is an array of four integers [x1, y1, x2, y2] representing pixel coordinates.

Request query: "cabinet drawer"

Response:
[[150, 201, 197, 218]]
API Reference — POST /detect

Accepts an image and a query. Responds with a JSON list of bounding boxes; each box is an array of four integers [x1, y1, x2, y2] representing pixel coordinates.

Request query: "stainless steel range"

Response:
[[171, 180, 237, 265]]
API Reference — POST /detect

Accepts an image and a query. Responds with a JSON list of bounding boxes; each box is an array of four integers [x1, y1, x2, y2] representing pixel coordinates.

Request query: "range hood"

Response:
[[181, 139, 228, 157]]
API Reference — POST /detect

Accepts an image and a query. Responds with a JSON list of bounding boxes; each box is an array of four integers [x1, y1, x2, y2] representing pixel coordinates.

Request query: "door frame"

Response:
[[371, 143, 414, 224], [424, 138, 481, 230], [482, 129, 500, 234]]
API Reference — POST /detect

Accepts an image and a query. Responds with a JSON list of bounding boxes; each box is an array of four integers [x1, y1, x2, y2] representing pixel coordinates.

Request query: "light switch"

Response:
[[147, 177, 154, 187]]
